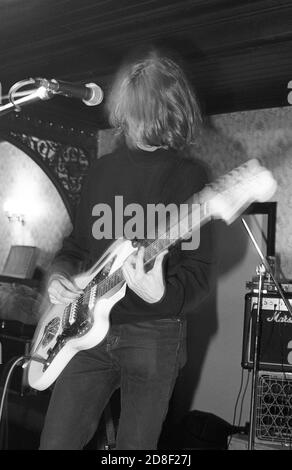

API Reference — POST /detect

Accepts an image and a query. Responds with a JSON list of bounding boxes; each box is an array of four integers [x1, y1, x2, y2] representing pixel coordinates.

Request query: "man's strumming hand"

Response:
[[122, 247, 168, 303], [48, 273, 83, 305]]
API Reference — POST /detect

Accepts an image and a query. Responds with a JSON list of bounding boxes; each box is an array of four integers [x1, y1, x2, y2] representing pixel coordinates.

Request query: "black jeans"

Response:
[[39, 317, 187, 450]]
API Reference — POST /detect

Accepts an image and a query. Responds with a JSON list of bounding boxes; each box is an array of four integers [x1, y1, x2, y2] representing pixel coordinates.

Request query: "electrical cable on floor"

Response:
[[227, 367, 244, 449], [237, 370, 251, 429], [227, 367, 250, 449], [0, 355, 26, 449]]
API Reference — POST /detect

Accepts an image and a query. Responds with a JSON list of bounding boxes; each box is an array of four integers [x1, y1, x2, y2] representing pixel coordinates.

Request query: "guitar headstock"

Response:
[[202, 159, 277, 224]]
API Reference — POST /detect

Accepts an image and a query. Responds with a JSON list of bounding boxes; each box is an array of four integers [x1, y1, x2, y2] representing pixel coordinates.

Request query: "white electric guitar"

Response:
[[27, 159, 277, 391]]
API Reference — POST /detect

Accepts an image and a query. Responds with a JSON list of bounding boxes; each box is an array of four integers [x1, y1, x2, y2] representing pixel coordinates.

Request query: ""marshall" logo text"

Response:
[[266, 311, 292, 323]]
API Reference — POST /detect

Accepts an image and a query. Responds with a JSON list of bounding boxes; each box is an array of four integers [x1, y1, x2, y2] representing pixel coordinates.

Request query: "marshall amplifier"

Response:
[[242, 292, 292, 372]]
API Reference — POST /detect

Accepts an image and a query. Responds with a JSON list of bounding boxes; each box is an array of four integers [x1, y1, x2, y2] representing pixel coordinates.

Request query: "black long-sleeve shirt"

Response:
[[50, 143, 214, 324]]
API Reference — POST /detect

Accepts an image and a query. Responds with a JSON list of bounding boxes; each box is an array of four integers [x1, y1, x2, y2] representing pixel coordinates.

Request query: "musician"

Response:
[[40, 48, 214, 450]]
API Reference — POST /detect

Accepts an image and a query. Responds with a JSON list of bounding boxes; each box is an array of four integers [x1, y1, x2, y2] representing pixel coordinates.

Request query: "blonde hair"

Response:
[[106, 49, 202, 150]]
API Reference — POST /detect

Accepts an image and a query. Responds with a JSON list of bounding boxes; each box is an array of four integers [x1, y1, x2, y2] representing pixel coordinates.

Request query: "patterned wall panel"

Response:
[[206, 106, 292, 279], [8, 131, 91, 219]]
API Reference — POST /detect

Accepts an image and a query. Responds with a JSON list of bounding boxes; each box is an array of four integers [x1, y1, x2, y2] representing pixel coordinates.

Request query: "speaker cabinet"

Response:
[[242, 292, 292, 372], [255, 371, 292, 446]]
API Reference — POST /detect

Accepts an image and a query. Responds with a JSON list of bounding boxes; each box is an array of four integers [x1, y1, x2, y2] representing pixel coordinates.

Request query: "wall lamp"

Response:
[[3, 198, 25, 225]]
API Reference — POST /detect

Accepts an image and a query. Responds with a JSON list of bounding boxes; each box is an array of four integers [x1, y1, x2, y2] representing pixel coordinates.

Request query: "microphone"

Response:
[[35, 78, 104, 106]]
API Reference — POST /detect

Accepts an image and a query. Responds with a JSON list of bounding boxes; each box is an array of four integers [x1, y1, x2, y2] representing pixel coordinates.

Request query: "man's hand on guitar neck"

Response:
[[122, 247, 168, 304], [48, 273, 83, 305]]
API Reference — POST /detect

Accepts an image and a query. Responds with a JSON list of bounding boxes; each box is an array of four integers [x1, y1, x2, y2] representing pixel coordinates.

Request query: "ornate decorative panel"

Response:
[[9, 131, 90, 215], [0, 110, 99, 220]]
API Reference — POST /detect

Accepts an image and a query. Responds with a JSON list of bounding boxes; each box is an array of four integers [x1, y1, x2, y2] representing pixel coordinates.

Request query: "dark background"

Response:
[[0, 0, 291, 125]]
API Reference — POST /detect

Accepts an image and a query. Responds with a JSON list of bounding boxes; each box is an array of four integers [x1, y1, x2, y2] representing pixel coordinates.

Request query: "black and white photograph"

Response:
[[0, 0, 291, 454]]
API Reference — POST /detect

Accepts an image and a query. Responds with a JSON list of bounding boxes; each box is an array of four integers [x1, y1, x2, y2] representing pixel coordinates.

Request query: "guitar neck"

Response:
[[143, 199, 210, 267], [73, 158, 278, 304], [85, 198, 210, 299]]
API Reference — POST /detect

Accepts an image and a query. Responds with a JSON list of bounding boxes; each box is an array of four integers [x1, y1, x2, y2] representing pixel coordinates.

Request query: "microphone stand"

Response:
[[241, 217, 292, 450], [0, 85, 51, 118], [247, 262, 265, 450]]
